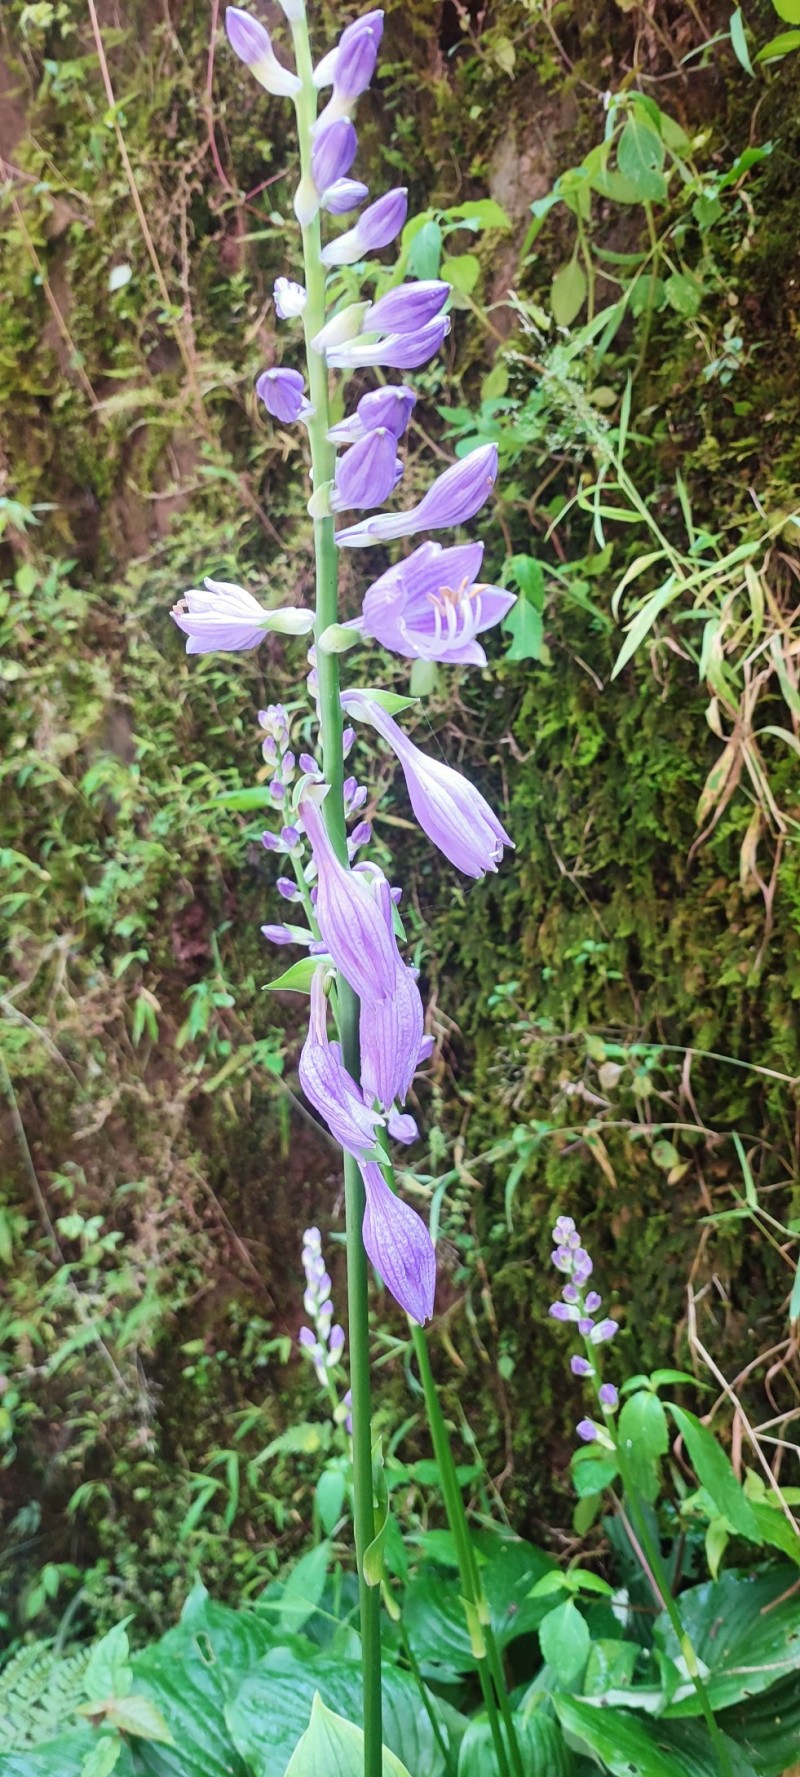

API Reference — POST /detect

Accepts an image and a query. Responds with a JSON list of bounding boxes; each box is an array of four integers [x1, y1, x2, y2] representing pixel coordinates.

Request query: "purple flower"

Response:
[[331, 428, 403, 513], [585, 1291, 602, 1313], [549, 1303, 580, 1323], [225, 7, 301, 94], [261, 923, 312, 945], [323, 179, 369, 215], [599, 1383, 619, 1408], [342, 691, 512, 879], [328, 385, 417, 446], [276, 878, 298, 900], [274, 277, 307, 318], [321, 189, 408, 267], [171, 578, 314, 653], [578, 1317, 595, 1336], [311, 302, 371, 354], [299, 786, 400, 1004], [312, 118, 357, 195], [576, 1419, 599, 1443], [571, 1356, 594, 1377], [314, 9, 384, 110], [299, 971, 383, 1159], [589, 1319, 619, 1345], [357, 875, 425, 1107], [360, 1161, 435, 1324], [326, 314, 450, 371], [355, 540, 514, 667], [554, 1215, 576, 1241], [367, 280, 450, 336], [256, 367, 311, 423], [336, 443, 499, 549]]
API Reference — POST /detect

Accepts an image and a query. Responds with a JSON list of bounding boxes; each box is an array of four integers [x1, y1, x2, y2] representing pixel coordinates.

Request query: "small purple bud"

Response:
[[276, 877, 298, 900], [270, 780, 285, 803], [299, 753, 319, 775], [578, 1317, 595, 1336], [262, 830, 281, 851], [589, 1319, 619, 1345], [314, 11, 385, 89], [549, 1303, 575, 1323], [331, 428, 403, 513], [585, 1291, 602, 1313], [330, 13, 383, 100], [225, 6, 301, 94], [571, 1356, 594, 1376], [552, 1246, 572, 1273], [261, 923, 312, 946], [329, 1323, 346, 1357], [298, 1326, 316, 1348], [256, 366, 310, 424], [553, 1215, 576, 1237], [323, 179, 370, 214], [349, 820, 372, 850], [281, 824, 301, 849], [321, 188, 408, 268], [312, 118, 357, 195], [367, 280, 450, 336], [599, 1383, 619, 1408], [562, 1283, 579, 1304], [576, 1419, 599, 1443], [343, 726, 355, 755]]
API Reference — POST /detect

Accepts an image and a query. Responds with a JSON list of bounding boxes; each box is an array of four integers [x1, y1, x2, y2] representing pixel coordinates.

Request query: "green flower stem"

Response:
[[291, 12, 382, 1773], [411, 1321, 520, 1777]]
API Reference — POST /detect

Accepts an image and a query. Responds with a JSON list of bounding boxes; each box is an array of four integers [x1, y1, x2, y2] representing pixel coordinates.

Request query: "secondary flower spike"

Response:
[[357, 539, 515, 665], [360, 1161, 435, 1324], [343, 692, 513, 879], [337, 442, 498, 547], [172, 579, 314, 653], [225, 7, 301, 94], [321, 189, 408, 267]]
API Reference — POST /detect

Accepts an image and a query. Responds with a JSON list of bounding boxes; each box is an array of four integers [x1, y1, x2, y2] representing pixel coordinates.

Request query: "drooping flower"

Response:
[[331, 429, 402, 512], [356, 872, 424, 1111], [274, 276, 307, 318], [225, 6, 301, 94], [321, 189, 408, 268], [299, 971, 383, 1159], [256, 366, 311, 423], [299, 786, 400, 1004], [336, 442, 498, 548], [342, 691, 512, 879], [360, 1160, 435, 1324], [172, 579, 314, 653], [355, 540, 514, 665], [328, 385, 417, 446], [326, 314, 450, 372]]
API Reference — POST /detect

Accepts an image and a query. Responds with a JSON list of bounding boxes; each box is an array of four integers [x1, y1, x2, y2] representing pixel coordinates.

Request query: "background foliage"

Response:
[[1, 0, 799, 1677]]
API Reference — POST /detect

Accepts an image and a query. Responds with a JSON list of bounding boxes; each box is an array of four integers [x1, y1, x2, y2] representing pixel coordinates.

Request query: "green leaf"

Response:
[[618, 1391, 669, 1501], [539, 1599, 590, 1686], [790, 1260, 800, 1324], [409, 659, 439, 698], [105, 1697, 174, 1744], [666, 1405, 759, 1540], [755, 27, 800, 57], [616, 112, 667, 201], [448, 199, 512, 231], [267, 956, 326, 994], [457, 1711, 573, 1776], [507, 555, 545, 604], [80, 1739, 122, 1777], [409, 221, 443, 279], [730, 8, 755, 74], [315, 1468, 346, 1535], [551, 261, 587, 327], [227, 1652, 445, 1777], [276, 1542, 331, 1634], [657, 1565, 800, 1715], [772, 0, 800, 20], [283, 1695, 411, 1777], [211, 787, 272, 810], [403, 1537, 555, 1676], [665, 272, 703, 317], [441, 253, 481, 295], [503, 598, 544, 662], [611, 579, 680, 679], [554, 1698, 754, 1776], [583, 1638, 638, 1698], [84, 1623, 134, 1703], [348, 686, 419, 715], [571, 1455, 620, 1497]]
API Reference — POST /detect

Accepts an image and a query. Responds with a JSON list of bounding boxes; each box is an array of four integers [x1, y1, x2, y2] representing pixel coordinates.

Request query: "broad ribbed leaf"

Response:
[[657, 1567, 800, 1716], [554, 1699, 753, 1776], [227, 1650, 446, 1777]]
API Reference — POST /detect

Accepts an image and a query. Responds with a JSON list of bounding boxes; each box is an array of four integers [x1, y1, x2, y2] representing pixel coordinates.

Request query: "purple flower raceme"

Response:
[[172, 579, 314, 654], [331, 428, 403, 513], [356, 539, 515, 665], [336, 442, 498, 548], [360, 1160, 435, 1325], [547, 1216, 620, 1446], [326, 314, 450, 372], [342, 691, 513, 879], [256, 366, 312, 423], [328, 385, 417, 446], [299, 1227, 347, 1392], [321, 188, 408, 268], [225, 6, 301, 95]]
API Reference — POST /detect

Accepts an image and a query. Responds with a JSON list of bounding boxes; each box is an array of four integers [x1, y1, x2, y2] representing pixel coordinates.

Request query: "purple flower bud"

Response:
[[349, 820, 372, 852], [262, 830, 281, 851], [314, 10, 385, 89], [589, 1319, 619, 1345], [367, 280, 450, 336], [343, 727, 356, 756], [225, 7, 301, 94], [327, 314, 450, 372], [576, 1419, 599, 1443], [336, 443, 498, 550], [329, 385, 417, 448], [270, 780, 285, 802], [298, 1326, 316, 1349], [342, 692, 512, 880], [553, 1215, 576, 1239], [552, 1246, 572, 1272], [562, 1283, 579, 1303], [360, 1160, 435, 1324], [171, 578, 314, 653], [299, 752, 319, 775], [329, 1323, 346, 1358], [599, 1383, 619, 1408], [573, 1247, 593, 1278], [274, 277, 307, 319], [331, 428, 403, 513], [549, 1303, 579, 1323], [571, 1356, 594, 1376], [387, 1109, 418, 1144], [585, 1291, 602, 1313], [276, 877, 298, 900], [578, 1317, 595, 1335], [323, 179, 370, 214], [262, 923, 312, 946], [256, 366, 311, 424], [321, 188, 408, 267], [312, 118, 358, 195], [281, 824, 302, 849]]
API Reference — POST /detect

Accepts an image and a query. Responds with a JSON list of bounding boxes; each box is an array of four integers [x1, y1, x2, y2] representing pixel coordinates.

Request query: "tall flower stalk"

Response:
[[174, 6, 515, 1770]]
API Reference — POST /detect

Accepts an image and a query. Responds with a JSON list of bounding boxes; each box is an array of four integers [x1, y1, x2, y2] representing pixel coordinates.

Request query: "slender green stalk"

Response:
[[290, 13, 383, 1771], [411, 1323, 521, 1777]]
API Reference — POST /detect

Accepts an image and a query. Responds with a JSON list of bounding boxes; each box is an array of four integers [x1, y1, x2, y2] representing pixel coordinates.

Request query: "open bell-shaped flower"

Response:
[[225, 6, 301, 94], [336, 442, 498, 548], [171, 578, 314, 654], [343, 691, 513, 878], [356, 539, 515, 665], [360, 1161, 435, 1324]]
